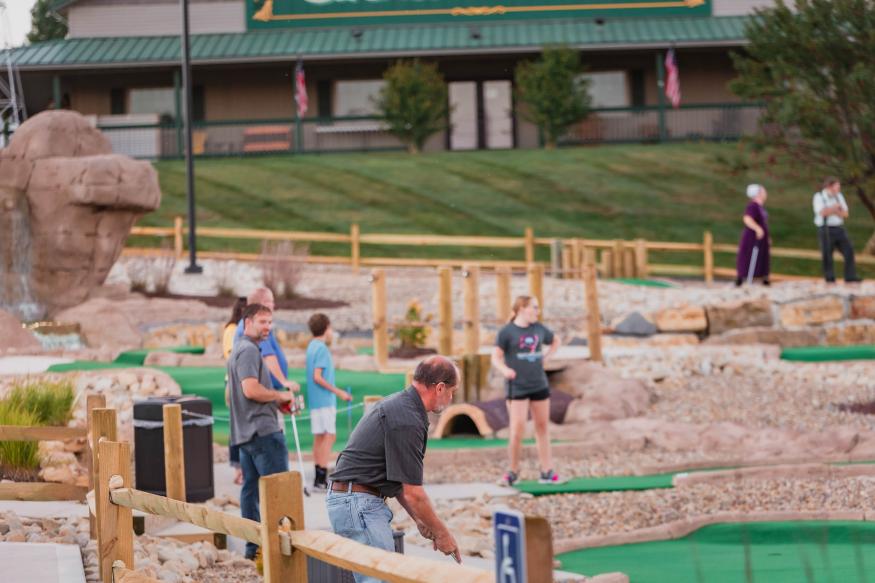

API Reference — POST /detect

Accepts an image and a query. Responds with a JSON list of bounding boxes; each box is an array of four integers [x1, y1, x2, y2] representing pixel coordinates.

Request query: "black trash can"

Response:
[[307, 530, 405, 582], [133, 395, 214, 502]]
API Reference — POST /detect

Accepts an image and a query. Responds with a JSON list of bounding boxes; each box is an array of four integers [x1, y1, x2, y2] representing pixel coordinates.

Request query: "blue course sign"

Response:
[[494, 509, 526, 583]]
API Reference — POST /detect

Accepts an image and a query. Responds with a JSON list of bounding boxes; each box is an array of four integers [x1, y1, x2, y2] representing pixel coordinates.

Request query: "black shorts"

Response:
[[507, 388, 550, 401]]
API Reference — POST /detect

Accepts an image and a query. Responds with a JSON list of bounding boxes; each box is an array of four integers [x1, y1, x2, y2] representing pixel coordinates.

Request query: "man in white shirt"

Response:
[[813, 177, 861, 283]]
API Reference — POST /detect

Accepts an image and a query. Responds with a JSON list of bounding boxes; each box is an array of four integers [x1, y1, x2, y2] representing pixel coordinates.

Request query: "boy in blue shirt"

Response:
[[306, 313, 352, 490]]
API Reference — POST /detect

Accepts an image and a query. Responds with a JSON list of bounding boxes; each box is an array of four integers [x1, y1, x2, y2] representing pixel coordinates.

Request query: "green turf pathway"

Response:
[[781, 345, 875, 362], [559, 521, 875, 583]]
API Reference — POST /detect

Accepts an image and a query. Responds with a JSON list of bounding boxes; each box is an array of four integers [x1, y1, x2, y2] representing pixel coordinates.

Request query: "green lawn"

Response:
[[143, 144, 874, 277]]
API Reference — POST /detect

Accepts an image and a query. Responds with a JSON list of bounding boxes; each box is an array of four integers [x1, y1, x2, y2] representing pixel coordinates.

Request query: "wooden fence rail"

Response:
[[128, 218, 874, 280], [88, 404, 495, 583]]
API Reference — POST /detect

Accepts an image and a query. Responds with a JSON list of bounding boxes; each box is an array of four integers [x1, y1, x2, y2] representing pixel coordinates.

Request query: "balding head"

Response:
[[413, 355, 459, 388], [248, 287, 275, 309]]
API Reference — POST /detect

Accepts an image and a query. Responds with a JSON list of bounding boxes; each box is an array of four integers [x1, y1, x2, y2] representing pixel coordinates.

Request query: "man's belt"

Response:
[[330, 480, 383, 498]]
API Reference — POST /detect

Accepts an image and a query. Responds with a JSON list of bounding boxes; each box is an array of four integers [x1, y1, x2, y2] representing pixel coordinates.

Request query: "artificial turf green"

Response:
[[559, 521, 875, 583], [780, 345, 875, 362]]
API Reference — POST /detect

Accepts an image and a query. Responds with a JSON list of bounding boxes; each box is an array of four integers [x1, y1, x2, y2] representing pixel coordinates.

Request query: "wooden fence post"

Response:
[[350, 223, 361, 274], [612, 240, 624, 279], [495, 267, 511, 323], [601, 250, 612, 278], [91, 408, 117, 541], [549, 239, 562, 277], [703, 230, 714, 285], [573, 239, 584, 279], [634, 239, 648, 278], [583, 263, 603, 363], [526, 515, 554, 583], [86, 395, 106, 538], [560, 244, 571, 280], [438, 267, 453, 356], [162, 404, 186, 502], [527, 262, 544, 315], [97, 439, 133, 583], [259, 471, 306, 583], [363, 395, 383, 415], [173, 216, 184, 259], [524, 227, 535, 264], [371, 269, 388, 368], [462, 264, 480, 355]]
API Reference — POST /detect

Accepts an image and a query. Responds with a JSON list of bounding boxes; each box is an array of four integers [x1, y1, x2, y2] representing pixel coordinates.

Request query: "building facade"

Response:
[[5, 0, 774, 156]]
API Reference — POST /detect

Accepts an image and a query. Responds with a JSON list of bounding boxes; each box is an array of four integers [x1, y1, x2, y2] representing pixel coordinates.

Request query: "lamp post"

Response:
[[181, 0, 202, 273]]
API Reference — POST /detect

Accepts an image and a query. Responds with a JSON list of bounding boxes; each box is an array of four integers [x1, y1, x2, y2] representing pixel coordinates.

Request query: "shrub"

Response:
[[259, 240, 309, 300], [5, 378, 75, 427], [0, 402, 40, 480], [394, 299, 432, 349]]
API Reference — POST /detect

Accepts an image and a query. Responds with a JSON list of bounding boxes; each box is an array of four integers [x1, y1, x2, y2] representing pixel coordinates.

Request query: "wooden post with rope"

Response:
[[90, 407, 117, 541], [97, 440, 133, 583], [259, 471, 306, 582]]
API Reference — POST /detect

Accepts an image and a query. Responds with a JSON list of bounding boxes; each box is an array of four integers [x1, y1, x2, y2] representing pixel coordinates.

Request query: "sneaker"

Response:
[[313, 479, 328, 491], [498, 470, 519, 487], [538, 469, 563, 484]]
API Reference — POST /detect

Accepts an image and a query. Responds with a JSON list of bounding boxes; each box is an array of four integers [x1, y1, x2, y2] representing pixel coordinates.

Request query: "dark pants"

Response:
[[239, 431, 288, 558], [818, 226, 859, 282]]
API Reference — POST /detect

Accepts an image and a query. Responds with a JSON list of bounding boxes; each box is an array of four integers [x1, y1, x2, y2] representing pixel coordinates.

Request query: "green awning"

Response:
[[5, 15, 749, 70]]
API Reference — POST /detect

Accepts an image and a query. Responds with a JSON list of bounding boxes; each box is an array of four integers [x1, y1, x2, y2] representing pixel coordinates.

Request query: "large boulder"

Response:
[[0, 110, 161, 319], [551, 361, 652, 423], [0, 309, 42, 353], [823, 321, 875, 346], [705, 298, 773, 335]]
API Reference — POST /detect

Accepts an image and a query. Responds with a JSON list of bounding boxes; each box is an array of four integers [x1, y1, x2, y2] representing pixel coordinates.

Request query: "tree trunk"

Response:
[[854, 184, 875, 222], [408, 143, 420, 154]]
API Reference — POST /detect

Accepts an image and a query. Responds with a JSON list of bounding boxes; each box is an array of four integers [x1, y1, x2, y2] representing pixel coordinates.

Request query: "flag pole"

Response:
[[294, 57, 303, 153]]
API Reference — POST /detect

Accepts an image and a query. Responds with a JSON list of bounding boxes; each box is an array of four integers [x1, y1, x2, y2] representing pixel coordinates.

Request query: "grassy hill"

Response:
[[144, 144, 874, 277]]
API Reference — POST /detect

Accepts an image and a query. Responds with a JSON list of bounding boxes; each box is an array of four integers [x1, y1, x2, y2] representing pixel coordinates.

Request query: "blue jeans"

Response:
[[239, 431, 288, 558], [326, 487, 395, 583]]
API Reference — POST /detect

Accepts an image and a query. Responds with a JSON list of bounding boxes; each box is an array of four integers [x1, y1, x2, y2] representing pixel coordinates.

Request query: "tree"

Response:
[[27, 0, 68, 44], [730, 0, 875, 253], [515, 46, 591, 149], [375, 60, 448, 154]]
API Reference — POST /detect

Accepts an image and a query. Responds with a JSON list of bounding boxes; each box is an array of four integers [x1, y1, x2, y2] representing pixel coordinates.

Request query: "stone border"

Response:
[[555, 510, 871, 554], [672, 462, 875, 487]]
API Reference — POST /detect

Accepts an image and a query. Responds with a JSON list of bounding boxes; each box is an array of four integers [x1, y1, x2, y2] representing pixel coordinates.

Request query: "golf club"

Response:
[[746, 244, 759, 285], [287, 395, 310, 497]]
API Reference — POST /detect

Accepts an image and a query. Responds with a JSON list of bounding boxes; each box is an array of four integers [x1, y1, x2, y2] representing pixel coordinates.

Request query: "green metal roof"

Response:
[[6, 16, 749, 70]]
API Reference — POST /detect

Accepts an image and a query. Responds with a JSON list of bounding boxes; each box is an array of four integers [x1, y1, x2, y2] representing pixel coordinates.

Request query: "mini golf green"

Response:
[[559, 521, 875, 583], [610, 278, 677, 288], [781, 345, 875, 362], [514, 472, 676, 495], [48, 360, 405, 452], [112, 346, 205, 366]]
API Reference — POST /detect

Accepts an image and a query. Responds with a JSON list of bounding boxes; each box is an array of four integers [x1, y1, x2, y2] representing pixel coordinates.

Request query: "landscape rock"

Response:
[[705, 298, 773, 334], [850, 295, 875, 320], [652, 305, 707, 333], [778, 295, 845, 327], [704, 327, 820, 347], [0, 309, 42, 353]]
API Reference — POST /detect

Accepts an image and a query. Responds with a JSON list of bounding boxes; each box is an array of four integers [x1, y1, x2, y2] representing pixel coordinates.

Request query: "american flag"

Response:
[[295, 61, 308, 117], [664, 48, 681, 109]]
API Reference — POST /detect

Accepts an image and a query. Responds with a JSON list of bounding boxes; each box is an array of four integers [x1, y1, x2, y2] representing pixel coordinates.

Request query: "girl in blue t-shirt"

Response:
[[492, 295, 562, 487]]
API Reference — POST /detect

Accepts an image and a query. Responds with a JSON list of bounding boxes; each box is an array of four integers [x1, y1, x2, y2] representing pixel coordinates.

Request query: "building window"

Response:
[[129, 87, 176, 121], [333, 80, 384, 117], [580, 71, 629, 109]]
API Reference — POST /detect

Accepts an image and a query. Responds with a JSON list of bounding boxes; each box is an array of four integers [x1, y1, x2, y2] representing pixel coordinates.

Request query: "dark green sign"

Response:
[[247, 0, 711, 28]]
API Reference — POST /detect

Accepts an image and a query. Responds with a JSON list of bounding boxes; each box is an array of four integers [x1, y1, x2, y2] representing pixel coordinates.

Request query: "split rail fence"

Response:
[[126, 218, 874, 281]]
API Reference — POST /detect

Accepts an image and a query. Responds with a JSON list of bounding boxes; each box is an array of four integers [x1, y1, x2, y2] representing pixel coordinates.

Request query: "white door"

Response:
[[449, 82, 478, 150], [484, 80, 513, 149]]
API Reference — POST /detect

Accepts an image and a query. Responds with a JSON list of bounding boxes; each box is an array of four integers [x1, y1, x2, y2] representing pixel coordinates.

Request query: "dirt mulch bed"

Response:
[[142, 292, 348, 310], [389, 346, 438, 359]]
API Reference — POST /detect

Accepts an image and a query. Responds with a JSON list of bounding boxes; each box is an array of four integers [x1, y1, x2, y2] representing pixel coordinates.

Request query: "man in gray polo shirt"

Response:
[[228, 303, 295, 560], [327, 356, 461, 581]]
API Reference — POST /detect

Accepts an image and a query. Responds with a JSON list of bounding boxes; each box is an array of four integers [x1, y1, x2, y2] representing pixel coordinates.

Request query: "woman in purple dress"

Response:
[[735, 183, 770, 286]]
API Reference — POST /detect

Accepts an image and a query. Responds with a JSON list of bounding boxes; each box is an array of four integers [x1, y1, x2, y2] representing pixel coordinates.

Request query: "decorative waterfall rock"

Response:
[[0, 110, 161, 319]]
